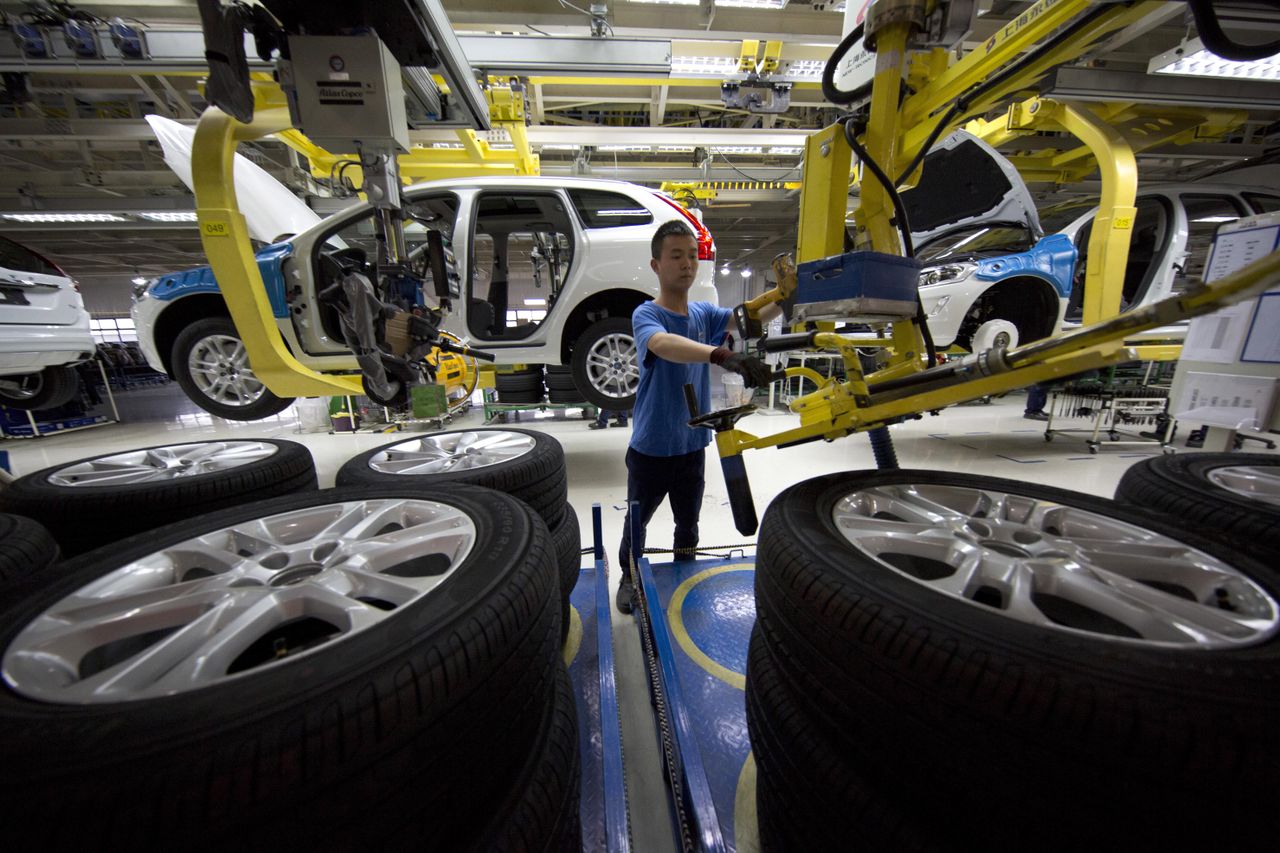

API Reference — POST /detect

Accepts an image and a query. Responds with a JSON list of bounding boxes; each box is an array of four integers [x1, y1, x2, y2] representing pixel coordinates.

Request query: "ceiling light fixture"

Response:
[[740, 268, 752, 278], [768, 146, 803, 155], [137, 211, 198, 222], [1149, 36, 1280, 81], [671, 56, 740, 76], [720, 266, 731, 275], [785, 59, 827, 80], [3, 213, 128, 223], [715, 146, 764, 155], [597, 145, 651, 152], [524, 298, 547, 306]]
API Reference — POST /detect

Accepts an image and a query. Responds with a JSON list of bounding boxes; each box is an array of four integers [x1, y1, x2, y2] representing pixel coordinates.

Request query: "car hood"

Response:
[[146, 115, 323, 245], [901, 130, 1042, 247]]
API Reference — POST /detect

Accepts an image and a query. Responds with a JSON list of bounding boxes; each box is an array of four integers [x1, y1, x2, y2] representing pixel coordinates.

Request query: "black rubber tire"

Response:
[[497, 388, 545, 405], [549, 505, 582, 640], [0, 439, 318, 557], [545, 366, 578, 392], [752, 469, 1280, 851], [0, 366, 79, 411], [0, 485, 563, 850], [335, 428, 567, 529], [570, 316, 639, 411], [469, 664, 582, 853], [548, 387, 587, 404], [0, 513, 58, 586], [746, 629, 939, 853], [1116, 453, 1280, 554], [171, 316, 295, 421], [495, 370, 545, 394]]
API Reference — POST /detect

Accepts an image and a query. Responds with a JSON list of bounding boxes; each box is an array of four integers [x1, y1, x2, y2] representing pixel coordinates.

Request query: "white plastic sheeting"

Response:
[[145, 115, 323, 245]]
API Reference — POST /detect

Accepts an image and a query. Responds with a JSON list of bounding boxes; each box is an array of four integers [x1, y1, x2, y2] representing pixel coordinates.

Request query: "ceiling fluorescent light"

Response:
[[716, 145, 763, 154], [137, 211, 198, 222], [768, 146, 803, 155], [715, 0, 788, 8], [1149, 36, 1280, 81], [3, 213, 127, 223], [524, 298, 547, 306], [671, 56, 740, 75], [540, 144, 582, 151], [785, 59, 826, 80], [658, 145, 696, 153], [598, 145, 651, 152]]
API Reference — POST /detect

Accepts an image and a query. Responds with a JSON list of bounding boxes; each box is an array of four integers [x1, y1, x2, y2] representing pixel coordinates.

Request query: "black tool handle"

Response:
[[438, 339, 495, 361], [720, 454, 759, 536], [683, 382, 700, 418], [761, 331, 818, 352]]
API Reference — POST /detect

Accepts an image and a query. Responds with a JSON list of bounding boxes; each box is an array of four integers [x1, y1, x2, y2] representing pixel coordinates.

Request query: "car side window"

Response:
[[0, 236, 60, 276], [1244, 193, 1280, 214], [1179, 194, 1247, 286], [568, 190, 653, 228]]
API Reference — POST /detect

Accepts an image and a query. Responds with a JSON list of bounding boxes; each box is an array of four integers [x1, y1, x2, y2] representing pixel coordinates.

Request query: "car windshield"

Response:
[[1038, 201, 1095, 235], [916, 224, 1034, 262]]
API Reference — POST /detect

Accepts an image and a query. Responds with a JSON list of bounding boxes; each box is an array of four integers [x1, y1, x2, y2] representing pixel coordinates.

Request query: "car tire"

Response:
[[335, 428, 567, 529], [472, 665, 582, 853], [549, 504, 582, 639], [171, 316, 295, 421], [0, 513, 58, 586], [0, 485, 564, 850], [1116, 453, 1280, 554], [497, 388, 545, 405], [752, 470, 1280, 850], [548, 387, 587, 404], [0, 365, 80, 411], [544, 365, 578, 392], [0, 439, 318, 557], [571, 316, 640, 411], [746, 629, 940, 853], [495, 368, 545, 395]]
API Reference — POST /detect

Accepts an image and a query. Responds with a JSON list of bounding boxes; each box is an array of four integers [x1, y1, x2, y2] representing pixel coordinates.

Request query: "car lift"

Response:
[[187, 2, 1280, 850]]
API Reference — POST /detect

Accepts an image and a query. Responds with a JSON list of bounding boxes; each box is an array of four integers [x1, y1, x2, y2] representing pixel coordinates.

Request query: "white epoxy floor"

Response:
[[4, 382, 1276, 851]]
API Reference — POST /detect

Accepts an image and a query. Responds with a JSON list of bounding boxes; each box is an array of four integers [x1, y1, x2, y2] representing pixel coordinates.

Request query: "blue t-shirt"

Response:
[[629, 300, 731, 457]]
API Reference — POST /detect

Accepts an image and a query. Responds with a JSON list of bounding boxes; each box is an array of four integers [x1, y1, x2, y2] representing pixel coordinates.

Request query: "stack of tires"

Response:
[[545, 364, 586, 405], [0, 436, 581, 849], [495, 366, 545, 405], [747, 469, 1280, 851], [337, 428, 582, 640]]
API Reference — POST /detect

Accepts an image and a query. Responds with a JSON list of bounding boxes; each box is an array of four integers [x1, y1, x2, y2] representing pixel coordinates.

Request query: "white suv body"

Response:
[[0, 235, 94, 411], [904, 132, 1280, 350], [134, 176, 718, 419]]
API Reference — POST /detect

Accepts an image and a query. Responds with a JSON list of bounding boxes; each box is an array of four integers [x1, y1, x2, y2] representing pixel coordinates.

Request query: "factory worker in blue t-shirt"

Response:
[[615, 220, 780, 614]]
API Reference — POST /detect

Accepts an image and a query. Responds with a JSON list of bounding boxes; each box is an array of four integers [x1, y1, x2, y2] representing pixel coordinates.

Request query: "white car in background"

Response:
[[133, 176, 718, 420], [903, 133, 1280, 351], [0, 235, 94, 411]]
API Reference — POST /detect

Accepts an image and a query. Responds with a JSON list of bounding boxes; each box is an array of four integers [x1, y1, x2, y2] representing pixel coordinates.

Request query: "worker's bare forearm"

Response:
[[648, 332, 716, 363]]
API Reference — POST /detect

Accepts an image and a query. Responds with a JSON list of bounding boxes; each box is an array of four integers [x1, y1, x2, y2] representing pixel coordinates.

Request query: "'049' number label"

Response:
[[202, 220, 230, 237]]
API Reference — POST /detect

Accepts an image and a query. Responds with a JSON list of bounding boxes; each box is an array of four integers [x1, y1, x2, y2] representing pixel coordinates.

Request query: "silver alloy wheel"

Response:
[[367, 430, 536, 474], [46, 441, 280, 487], [1206, 465, 1280, 509], [831, 483, 1279, 649], [583, 332, 639, 400], [0, 373, 40, 400], [188, 333, 267, 408], [2, 498, 477, 703]]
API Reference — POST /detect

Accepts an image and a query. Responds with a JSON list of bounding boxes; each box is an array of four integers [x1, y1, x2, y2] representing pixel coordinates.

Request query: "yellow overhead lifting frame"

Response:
[[191, 0, 1280, 509]]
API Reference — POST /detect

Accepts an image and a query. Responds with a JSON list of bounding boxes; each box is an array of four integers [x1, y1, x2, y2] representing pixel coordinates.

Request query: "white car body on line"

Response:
[[134, 176, 718, 419], [0, 235, 94, 411]]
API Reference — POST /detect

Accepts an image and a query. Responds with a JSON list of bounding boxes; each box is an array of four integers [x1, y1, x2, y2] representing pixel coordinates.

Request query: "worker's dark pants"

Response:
[[618, 447, 705, 580], [1025, 384, 1049, 414]]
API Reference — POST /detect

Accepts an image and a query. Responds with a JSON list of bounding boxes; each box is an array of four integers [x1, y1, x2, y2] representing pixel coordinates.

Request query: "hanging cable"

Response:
[[1187, 0, 1280, 61]]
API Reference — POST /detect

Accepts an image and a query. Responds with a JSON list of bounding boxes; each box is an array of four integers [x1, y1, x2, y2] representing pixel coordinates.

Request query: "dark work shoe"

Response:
[[1023, 411, 1049, 421], [588, 421, 607, 430], [615, 576, 635, 614], [612, 420, 628, 427]]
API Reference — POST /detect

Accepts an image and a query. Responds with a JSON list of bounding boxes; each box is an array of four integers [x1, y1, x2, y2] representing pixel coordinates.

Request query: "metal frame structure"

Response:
[[187, 0, 1280, 530]]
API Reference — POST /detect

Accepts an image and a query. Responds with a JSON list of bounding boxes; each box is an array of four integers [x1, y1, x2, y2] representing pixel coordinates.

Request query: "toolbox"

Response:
[[792, 250, 921, 323]]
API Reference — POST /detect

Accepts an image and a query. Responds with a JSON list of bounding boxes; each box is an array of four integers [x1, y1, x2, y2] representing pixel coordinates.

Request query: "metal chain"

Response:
[[629, 551, 697, 853]]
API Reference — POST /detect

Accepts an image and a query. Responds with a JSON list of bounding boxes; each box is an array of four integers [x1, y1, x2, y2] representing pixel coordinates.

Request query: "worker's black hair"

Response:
[[651, 219, 696, 260]]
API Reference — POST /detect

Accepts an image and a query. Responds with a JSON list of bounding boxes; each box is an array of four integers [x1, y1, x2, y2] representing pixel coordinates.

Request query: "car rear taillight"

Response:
[[653, 193, 716, 261]]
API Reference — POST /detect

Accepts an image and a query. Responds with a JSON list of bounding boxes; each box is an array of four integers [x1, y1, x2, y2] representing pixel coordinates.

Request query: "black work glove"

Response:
[[710, 347, 776, 388]]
